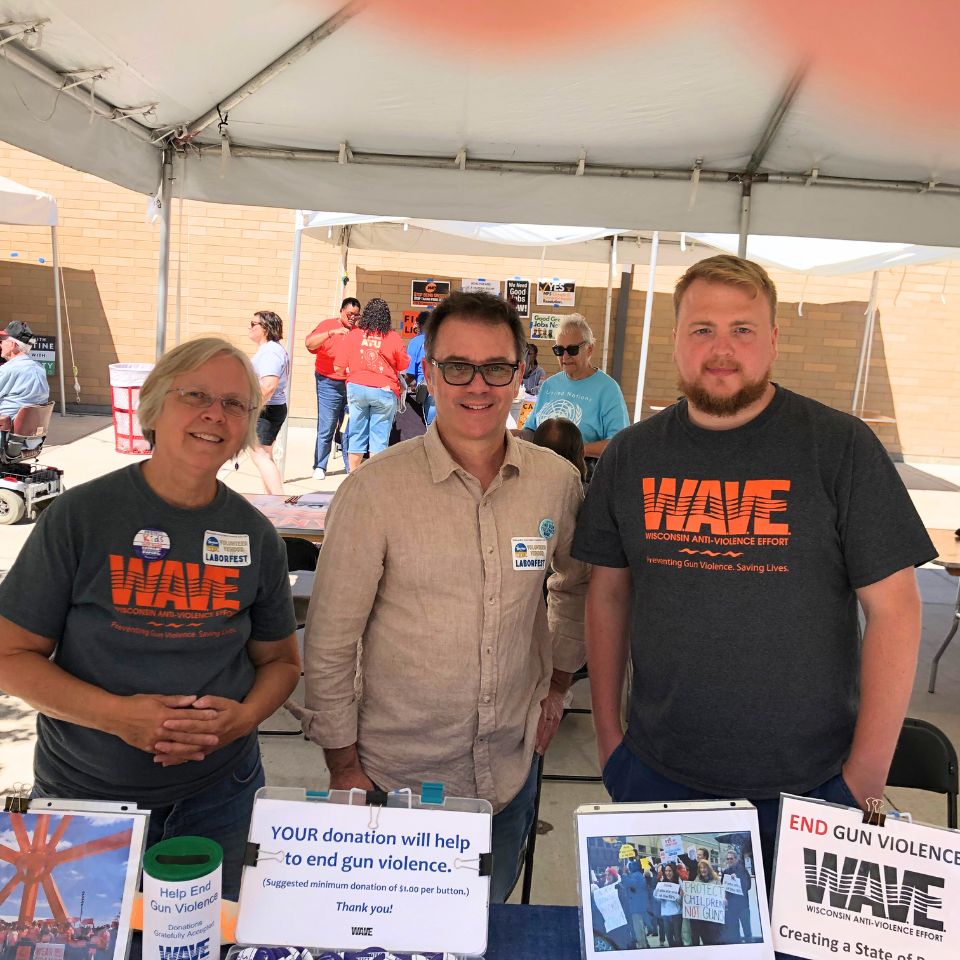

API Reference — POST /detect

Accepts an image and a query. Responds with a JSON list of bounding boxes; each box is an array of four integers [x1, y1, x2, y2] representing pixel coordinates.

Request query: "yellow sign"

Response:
[[619, 843, 637, 860]]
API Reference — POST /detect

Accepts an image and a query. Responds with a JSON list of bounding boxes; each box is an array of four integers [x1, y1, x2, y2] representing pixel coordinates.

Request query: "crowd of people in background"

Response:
[[242, 292, 626, 494], [0, 919, 119, 960], [590, 842, 756, 950]]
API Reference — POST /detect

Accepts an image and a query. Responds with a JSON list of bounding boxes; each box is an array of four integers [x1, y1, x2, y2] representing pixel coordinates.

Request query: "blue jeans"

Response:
[[490, 756, 539, 903], [314, 373, 348, 472], [602, 743, 859, 960], [347, 383, 397, 456], [141, 745, 265, 901]]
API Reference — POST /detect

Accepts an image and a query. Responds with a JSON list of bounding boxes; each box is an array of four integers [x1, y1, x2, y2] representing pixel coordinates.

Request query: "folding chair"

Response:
[[520, 753, 545, 904], [542, 664, 602, 784], [284, 535, 320, 627], [259, 536, 319, 737], [886, 717, 959, 828]]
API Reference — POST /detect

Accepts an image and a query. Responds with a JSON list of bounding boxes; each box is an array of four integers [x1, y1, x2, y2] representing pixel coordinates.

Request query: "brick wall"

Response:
[[2, 141, 959, 460]]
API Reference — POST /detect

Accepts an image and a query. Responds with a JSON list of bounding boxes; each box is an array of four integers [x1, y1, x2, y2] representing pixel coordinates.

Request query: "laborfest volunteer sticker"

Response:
[[203, 530, 251, 566], [133, 528, 171, 560], [512, 537, 547, 570]]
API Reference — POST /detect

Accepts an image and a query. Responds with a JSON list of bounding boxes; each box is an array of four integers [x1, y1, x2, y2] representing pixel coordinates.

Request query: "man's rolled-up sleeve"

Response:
[[547, 471, 590, 673], [301, 471, 386, 748]]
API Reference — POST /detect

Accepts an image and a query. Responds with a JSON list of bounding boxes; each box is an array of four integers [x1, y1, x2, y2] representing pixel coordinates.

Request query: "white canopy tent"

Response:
[[0, 175, 65, 413], [2, 2, 960, 358]]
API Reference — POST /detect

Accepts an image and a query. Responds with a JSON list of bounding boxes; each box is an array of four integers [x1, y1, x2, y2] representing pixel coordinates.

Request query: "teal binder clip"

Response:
[[420, 782, 444, 805]]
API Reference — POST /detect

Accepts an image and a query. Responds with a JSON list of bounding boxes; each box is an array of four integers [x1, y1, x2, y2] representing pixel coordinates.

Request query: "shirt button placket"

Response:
[[476, 495, 499, 800]]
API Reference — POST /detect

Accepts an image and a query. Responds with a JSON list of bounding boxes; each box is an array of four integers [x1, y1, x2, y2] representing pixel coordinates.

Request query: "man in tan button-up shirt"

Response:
[[301, 291, 589, 902]]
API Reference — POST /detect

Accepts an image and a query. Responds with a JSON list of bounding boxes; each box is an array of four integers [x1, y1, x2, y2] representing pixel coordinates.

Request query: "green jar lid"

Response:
[[143, 836, 224, 883]]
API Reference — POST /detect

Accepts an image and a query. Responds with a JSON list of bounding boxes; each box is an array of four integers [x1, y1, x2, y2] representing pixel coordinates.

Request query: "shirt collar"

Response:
[[423, 421, 523, 484]]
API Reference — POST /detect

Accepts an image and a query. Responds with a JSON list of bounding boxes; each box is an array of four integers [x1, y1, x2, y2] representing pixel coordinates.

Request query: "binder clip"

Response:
[[862, 797, 886, 827], [4, 783, 30, 814]]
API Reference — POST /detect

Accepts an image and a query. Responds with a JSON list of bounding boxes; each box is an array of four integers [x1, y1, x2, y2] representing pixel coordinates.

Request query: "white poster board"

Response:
[[236, 792, 491, 955], [461, 277, 500, 296], [537, 278, 576, 307], [771, 795, 960, 960], [576, 800, 774, 959]]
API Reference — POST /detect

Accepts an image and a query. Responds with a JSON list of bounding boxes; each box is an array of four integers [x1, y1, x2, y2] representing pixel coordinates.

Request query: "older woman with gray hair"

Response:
[[0, 336, 299, 901], [524, 313, 629, 460]]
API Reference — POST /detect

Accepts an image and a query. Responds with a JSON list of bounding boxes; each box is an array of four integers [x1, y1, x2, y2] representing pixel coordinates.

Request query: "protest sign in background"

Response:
[[537, 278, 576, 307], [411, 279, 450, 308], [529, 313, 563, 340], [505, 278, 530, 317], [461, 278, 500, 296], [683, 881, 725, 924]]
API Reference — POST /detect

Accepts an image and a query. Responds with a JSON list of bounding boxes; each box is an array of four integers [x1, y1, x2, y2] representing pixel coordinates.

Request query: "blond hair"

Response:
[[556, 313, 594, 346], [138, 337, 261, 450], [674, 254, 778, 325]]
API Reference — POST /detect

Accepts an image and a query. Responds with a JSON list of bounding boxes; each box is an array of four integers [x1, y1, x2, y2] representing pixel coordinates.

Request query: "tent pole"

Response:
[[51, 225, 65, 415], [601, 235, 617, 372], [277, 214, 304, 480], [155, 150, 173, 360], [633, 231, 659, 422], [737, 178, 752, 258], [852, 271, 880, 413]]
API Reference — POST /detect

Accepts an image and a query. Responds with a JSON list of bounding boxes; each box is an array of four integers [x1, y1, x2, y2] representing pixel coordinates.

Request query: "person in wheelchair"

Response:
[[0, 321, 49, 444]]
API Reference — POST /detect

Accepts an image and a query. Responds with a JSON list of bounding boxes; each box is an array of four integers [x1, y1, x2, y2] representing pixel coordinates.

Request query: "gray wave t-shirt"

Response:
[[0, 463, 296, 803], [572, 386, 936, 798]]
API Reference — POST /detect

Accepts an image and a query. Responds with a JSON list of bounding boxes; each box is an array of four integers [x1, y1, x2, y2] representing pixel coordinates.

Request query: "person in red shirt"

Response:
[[305, 297, 360, 479], [334, 298, 408, 471]]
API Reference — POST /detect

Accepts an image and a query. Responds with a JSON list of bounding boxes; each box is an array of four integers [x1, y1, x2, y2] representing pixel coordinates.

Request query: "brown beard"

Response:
[[678, 369, 771, 418]]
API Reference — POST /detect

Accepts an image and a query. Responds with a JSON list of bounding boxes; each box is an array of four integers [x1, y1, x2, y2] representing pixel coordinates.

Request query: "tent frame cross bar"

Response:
[[205, 144, 960, 199], [1, 40, 155, 143], [744, 62, 808, 176], [178, 2, 365, 142]]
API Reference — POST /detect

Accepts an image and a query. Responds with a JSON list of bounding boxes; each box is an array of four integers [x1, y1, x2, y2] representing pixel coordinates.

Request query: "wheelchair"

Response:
[[0, 401, 63, 524]]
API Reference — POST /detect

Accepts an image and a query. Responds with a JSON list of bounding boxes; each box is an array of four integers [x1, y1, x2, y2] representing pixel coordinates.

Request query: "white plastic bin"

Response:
[[109, 362, 154, 454]]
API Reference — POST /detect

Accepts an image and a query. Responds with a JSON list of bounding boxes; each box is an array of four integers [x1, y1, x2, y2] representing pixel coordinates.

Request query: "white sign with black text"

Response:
[[237, 793, 492, 956], [771, 795, 960, 960]]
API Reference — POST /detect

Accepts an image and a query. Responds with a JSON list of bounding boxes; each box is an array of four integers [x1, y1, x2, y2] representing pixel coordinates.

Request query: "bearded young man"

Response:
[[572, 255, 935, 913]]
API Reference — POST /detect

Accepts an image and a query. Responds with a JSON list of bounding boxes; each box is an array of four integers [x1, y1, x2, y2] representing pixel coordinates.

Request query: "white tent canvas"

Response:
[[1, 2, 960, 245], [0, 175, 65, 411], [0, 175, 57, 226]]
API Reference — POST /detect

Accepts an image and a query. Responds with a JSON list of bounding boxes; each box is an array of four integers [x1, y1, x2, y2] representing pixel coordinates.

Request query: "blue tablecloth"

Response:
[[487, 904, 580, 960]]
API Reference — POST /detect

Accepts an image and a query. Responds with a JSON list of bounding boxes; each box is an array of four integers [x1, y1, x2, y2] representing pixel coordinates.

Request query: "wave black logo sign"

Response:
[[351, 927, 373, 937], [803, 848, 945, 930]]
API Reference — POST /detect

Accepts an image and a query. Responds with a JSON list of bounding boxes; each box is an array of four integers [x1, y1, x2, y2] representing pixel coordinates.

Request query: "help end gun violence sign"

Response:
[[771, 796, 960, 960]]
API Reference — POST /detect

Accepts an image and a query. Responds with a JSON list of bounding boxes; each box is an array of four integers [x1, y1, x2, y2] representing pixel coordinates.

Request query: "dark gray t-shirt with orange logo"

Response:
[[0, 463, 296, 804], [572, 386, 935, 798]]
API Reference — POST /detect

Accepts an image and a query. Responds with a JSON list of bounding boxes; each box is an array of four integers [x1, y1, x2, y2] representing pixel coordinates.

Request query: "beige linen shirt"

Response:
[[301, 425, 589, 812]]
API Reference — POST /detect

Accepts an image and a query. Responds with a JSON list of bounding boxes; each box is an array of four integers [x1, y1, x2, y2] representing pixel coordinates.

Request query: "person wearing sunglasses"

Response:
[[524, 314, 629, 462], [0, 337, 300, 904], [248, 310, 290, 494], [301, 291, 589, 903]]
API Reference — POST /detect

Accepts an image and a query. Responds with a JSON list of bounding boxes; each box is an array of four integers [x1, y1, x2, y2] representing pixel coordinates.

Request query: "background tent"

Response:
[[291, 213, 960, 419], [0, 175, 65, 412]]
